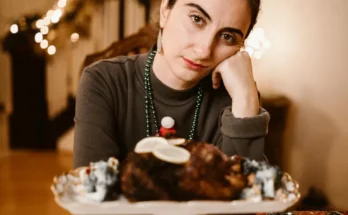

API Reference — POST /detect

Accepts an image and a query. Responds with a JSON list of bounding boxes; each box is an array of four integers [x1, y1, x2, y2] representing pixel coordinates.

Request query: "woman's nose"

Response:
[[193, 45, 212, 60], [193, 34, 215, 60]]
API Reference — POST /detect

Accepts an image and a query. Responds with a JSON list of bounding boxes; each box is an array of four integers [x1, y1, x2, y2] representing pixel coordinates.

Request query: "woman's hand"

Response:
[[212, 51, 260, 118]]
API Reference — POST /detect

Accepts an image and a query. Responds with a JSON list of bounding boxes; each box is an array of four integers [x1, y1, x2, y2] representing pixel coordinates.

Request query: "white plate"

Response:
[[55, 195, 300, 215]]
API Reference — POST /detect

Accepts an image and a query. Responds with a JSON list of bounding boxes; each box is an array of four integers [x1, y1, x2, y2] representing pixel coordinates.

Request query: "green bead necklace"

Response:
[[144, 50, 204, 141]]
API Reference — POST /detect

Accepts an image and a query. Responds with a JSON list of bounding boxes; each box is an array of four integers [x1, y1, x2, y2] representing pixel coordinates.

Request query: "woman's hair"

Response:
[[165, 0, 261, 39]]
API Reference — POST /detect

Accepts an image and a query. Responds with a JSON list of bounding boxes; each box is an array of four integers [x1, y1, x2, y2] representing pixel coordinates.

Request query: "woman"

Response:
[[73, 0, 270, 168]]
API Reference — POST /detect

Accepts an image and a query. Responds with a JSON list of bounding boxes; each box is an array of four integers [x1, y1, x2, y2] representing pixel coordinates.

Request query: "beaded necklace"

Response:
[[144, 50, 204, 140]]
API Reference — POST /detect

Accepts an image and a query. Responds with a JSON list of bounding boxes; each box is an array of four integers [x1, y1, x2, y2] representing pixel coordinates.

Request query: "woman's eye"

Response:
[[190, 15, 204, 26], [221, 33, 236, 44]]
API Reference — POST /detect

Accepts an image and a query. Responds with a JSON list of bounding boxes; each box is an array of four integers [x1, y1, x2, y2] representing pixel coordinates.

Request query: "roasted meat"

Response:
[[120, 141, 248, 202], [177, 142, 247, 200]]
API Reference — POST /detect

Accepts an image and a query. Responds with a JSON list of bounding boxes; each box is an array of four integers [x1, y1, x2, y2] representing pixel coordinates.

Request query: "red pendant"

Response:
[[159, 116, 176, 138], [159, 127, 176, 138]]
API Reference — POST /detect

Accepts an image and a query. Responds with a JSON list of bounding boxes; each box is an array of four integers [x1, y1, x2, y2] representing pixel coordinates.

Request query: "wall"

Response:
[[125, 0, 146, 37], [252, 0, 348, 209]]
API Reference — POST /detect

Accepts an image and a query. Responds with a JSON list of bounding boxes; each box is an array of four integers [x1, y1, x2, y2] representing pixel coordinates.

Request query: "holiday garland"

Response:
[[1, 0, 102, 56]]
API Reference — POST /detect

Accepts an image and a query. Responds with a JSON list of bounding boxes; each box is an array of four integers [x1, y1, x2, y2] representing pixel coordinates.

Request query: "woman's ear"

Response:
[[159, 0, 171, 28]]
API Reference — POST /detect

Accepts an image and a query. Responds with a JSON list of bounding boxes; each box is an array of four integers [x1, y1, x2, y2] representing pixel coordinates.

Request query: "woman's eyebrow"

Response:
[[185, 3, 211, 21], [222, 27, 244, 39], [185, 3, 244, 38]]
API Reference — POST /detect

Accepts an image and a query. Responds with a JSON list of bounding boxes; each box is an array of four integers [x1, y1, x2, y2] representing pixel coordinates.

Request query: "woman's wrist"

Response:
[[231, 86, 259, 118]]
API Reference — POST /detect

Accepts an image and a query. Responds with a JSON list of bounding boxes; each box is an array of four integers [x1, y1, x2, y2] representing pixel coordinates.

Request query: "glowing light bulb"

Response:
[[41, 26, 49, 35], [48, 45, 56, 55], [46, 10, 54, 18], [40, 39, 48, 49], [58, 0, 67, 8], [244, 28, 271, 59], [35, 32, 43, 43], [245, 47, 254, 56], [247, 40, 261, 50], [10, 24, 19, 34], [51, 9, 62, 24], [54, 9, 63, 18], [36, 19, 43, 29], [43, 17, 51, 26], [51, 16, 59, 23], [70, 33, 80, 42]]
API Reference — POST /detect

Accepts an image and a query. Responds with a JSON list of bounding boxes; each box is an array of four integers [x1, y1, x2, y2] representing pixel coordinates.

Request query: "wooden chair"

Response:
[[80, 24, 158, 76]]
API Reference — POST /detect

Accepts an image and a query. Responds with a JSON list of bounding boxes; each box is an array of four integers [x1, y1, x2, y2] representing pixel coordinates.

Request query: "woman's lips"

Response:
[[182, 57, 208, 70]]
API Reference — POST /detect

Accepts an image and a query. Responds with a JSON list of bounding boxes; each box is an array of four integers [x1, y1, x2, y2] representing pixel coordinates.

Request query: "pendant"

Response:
[[158, 116, 176, 138]]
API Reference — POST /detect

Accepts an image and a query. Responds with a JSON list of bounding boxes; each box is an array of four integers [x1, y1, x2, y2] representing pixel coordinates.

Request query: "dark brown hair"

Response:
[[166, 0, 261, 39]]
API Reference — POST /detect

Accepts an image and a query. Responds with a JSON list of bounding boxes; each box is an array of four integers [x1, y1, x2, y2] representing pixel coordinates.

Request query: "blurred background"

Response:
[[0, 0, 347, 214]]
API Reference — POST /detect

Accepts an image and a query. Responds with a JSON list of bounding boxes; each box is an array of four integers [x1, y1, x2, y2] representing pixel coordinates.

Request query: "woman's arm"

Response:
[[73, 66, 120, 168], [217, 105, 270, 161], [211, 49, 270, 160]]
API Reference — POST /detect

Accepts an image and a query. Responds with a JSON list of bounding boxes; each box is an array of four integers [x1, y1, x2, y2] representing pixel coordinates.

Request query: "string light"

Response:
[[38, 2, 65, 55], [51, 15, 60, 24], [70, 33, 79, 43], [46, 10, 54, 18], [245, 47, 254, 56], [5, 0, 85, 57], [51, 9, 62, 23], [247, 40, 261, 50], [43, 17, 51, 26], [10, 24, 19, 34], [244, 28, 271, 59], [40, 39, 48, 49], [54, 9, 63, 18], [48, 45, 56, 55], [40, 26, 49, 35], [58, 0, 67, 8], [35, 32, 43, 43], [36, 19, 44, 29]]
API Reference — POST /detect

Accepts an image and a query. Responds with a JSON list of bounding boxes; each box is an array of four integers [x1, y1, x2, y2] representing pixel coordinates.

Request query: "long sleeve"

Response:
[[217, 106, 270, 161], [73, 67, 120, 168]]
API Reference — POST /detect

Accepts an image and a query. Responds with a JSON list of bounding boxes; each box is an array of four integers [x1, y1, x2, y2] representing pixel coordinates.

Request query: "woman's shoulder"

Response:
[[83, 54, 146, 77], [77, 54, 148, 106], [80, 53, 147, 88]]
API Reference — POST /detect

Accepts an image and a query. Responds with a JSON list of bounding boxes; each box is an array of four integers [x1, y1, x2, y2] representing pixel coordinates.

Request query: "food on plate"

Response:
[[51, 137, 300, 204], [134, 137, 168, 154], [121, 141, 247, 201], [51, 157, 120, 203]]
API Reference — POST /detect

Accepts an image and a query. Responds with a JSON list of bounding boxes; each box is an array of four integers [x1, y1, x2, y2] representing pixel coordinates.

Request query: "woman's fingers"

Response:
[[211, 69, 222, 89]]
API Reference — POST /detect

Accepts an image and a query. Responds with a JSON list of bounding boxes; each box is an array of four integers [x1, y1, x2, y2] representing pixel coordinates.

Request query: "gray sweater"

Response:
[[73, 52, 270, 168]]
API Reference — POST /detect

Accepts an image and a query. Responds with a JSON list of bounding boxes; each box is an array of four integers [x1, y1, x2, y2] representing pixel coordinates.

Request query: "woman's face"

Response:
[[159, 0, 252, 84]]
